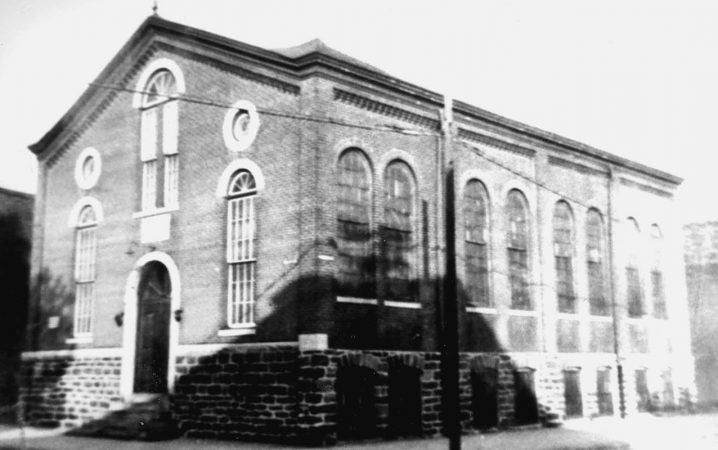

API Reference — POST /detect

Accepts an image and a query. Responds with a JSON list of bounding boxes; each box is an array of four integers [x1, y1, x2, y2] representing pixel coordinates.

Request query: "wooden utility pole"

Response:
[[441, 95, 461, 450]]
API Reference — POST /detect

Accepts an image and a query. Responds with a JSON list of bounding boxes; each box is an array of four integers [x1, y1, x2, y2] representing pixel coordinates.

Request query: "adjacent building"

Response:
[[0, 186, 33, 422], [21, 15, 694, 444], [684, 221, 718, 406]]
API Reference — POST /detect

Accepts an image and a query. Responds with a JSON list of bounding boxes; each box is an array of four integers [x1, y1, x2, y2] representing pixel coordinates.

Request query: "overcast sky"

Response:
[[2, 0, 717, 223]]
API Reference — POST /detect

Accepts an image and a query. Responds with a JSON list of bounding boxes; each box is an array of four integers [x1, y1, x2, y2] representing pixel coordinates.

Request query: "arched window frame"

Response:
[[336, 148, 374, 300], [72, 204, 99, 338], [135, 59, 185, 213], [625, 217, 644, 317], [586, 208, 609, 316], [463, 179, 491, 308], [382, 159, 418, 304], [650, 224, 667, 319], [506, 189, 531, 310], [553, 200, 576, 313], [224, 169, 258, 328]]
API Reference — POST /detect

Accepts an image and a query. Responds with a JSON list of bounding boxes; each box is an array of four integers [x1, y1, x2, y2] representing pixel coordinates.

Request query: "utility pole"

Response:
[[441, 95, 461, 450]]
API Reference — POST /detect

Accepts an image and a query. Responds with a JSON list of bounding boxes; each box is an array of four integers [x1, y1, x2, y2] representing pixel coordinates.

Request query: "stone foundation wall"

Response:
[[20, 354, 122, 428], [172, 345, 300, 442], [20, 346, 689, 445]]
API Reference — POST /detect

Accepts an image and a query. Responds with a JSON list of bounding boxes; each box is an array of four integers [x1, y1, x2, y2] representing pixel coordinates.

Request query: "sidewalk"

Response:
[[2, 413, 716, 449]]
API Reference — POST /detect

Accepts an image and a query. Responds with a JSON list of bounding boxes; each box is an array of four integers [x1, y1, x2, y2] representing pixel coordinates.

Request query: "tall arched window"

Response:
[[626, 217, 643, 317], [336, 149, 374, 298], [464, 180, 490, 307], [74, 205, 98, 337], [382, 160, 415, 302], [140, 69, 179, 211], [553, 201, 575, 313], [507, 189, 530, 310], [226, 170, 257, 327], [586, 209, 608, 316], [650, 224, 667, 319]]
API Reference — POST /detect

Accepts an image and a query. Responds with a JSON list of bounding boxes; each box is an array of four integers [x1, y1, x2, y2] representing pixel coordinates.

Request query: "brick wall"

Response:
[[20, 354, 122, 428]]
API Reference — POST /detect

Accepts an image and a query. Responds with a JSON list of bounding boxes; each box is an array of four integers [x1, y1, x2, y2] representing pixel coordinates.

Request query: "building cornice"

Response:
[[29, 15, 683, 187]]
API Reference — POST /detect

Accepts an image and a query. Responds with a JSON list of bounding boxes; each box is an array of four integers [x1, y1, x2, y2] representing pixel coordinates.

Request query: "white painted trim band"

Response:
[[385, 300, 421, 309], [337, 296, 378, 305], [22, 347, 123, 360]]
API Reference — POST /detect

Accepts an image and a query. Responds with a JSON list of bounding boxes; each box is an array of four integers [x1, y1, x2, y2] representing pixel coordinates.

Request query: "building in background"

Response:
[[21, 15, 694, 444], [684, 222, 718, 406], [0, 186, 33, 422]]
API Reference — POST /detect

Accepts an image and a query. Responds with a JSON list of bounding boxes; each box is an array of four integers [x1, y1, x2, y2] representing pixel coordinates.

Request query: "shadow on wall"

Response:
[[19, 262, 565, 445], [0, 212, 31, 423]]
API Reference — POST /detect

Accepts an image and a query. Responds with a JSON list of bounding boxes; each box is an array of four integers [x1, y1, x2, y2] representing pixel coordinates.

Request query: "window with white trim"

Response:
[[626, 217, 644, 318], [336, 149, 374, 298], [74, 205, 97, 337], [140, 69, 179, 211], [507, 189, 531, 310], [553, 200, 576, 313], [382, 160, 416, 302], [650, 224, 667, 319], [464, 179, 490, 307], [226, 170, 257, 327], [586, 209, 609, 316]]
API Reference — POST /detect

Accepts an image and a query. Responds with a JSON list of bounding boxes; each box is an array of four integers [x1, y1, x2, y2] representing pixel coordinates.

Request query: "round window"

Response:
[[223, 100, 260, 152], [74, 147, 101, 190]]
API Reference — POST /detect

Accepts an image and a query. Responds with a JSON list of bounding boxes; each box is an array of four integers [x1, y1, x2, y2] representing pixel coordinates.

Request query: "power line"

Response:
[[89, 82, 438, 136]]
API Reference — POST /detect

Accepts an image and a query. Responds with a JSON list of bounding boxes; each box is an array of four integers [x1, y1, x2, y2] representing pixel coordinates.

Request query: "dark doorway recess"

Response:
[[635, 368, 651, 412], [513, 368, 539, 425], [388, 365, 422, 437], [336, 366, 377, 440], [134, 261, 171, 393], [563, 368, 583, 418], [596, 367, 614, 416], [471, 367, 499, 430]]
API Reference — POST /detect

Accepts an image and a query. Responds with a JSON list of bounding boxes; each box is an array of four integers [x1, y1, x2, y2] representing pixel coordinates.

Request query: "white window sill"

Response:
[[466, 306, 496, 314], [133, 205, 179, 219], [217, 327, 256, 337], [385, 300, 421, 309], [508, 309, 538, 317], [337, 296, 378, 305], [589, 314, 613, 322], [66, 336, 93, 344]]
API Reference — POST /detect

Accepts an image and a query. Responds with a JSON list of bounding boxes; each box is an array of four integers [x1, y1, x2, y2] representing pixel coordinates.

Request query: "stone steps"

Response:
[[68, 395, 178, 441]]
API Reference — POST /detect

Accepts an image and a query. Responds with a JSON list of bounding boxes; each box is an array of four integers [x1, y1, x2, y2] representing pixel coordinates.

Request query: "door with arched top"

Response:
[[134, 261, 171, 393]]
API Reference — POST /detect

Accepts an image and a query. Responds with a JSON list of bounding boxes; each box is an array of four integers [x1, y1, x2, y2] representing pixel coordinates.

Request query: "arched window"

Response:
[[336, 149, 374, 298], [507, 190, 530, 310], [74, 205, 98, 337], [553, 201, 575, 313], [140, 68, 179, 211], [464, 180, 490, 307], [586, 209, 608, 316], [382, 160, 415, 302], [626, 217, 643, 317], [226, 170, 257, 327], [650, 224, 667, 318]]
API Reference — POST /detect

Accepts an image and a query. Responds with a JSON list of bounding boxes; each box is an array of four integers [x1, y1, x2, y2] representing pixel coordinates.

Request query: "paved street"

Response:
[[1, 413, 717, 449]]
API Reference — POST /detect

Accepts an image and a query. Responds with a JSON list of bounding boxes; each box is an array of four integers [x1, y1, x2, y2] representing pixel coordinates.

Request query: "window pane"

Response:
[[652, 270, 667, 319], [383, 161, 415, 301], [626, 267, 643, 317], [507, 190, 530, 309], [466, 241, 489, 307], [337, 150, 374, 297], [164, 154, 179, 208]]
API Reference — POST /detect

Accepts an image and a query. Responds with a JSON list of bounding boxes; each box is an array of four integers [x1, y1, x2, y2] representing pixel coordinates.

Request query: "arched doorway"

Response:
[[134, 261, 172, 393]]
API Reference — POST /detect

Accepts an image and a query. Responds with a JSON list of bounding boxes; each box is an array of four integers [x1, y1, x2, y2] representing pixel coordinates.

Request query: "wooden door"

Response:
[[134, 262, 171, 393], [563, 369, 583, 418]]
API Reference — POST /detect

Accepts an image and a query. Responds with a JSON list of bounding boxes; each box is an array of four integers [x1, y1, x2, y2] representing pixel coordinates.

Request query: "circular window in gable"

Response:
[[74, 147, 102, 190], [222, 100, 260, 152]]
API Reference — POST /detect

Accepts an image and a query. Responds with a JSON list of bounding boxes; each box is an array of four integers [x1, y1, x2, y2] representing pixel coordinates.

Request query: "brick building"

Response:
[[0, 186, 33, 421], [21, 16, 694, 443], [684, 222, 718, 406]]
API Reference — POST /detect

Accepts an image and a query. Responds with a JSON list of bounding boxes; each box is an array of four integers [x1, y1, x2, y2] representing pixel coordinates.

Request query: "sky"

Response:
[[1, 0, 718, 223]]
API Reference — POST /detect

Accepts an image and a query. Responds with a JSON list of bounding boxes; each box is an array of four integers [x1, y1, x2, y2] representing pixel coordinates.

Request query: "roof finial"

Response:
[[152, 0, 159, 16]]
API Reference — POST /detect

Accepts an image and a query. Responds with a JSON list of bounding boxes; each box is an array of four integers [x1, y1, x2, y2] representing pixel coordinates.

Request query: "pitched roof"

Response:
[[28, 15, 682, 185]]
